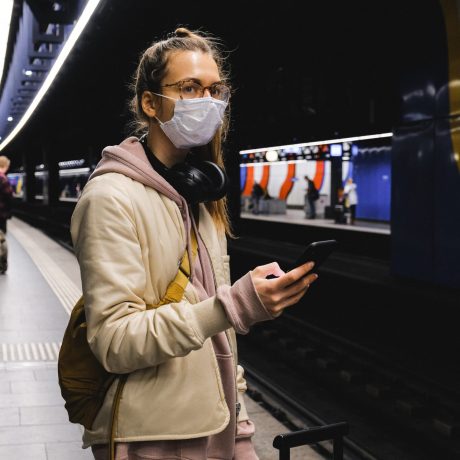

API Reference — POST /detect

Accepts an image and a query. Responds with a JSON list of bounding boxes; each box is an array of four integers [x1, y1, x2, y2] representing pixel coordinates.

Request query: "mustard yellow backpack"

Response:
[[58, 229, 198, 460]]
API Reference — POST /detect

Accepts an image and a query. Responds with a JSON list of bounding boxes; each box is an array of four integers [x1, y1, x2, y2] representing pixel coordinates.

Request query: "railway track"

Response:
[[242, 360, 377, 460], [237, 313, 460, 460]]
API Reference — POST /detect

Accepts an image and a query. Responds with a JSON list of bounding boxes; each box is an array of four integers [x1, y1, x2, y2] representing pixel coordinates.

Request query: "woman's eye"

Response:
[[182, 83, 198, 95]]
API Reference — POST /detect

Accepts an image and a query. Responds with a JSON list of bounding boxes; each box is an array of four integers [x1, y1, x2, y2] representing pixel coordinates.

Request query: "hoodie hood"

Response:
[[88, 136, 198, 282]]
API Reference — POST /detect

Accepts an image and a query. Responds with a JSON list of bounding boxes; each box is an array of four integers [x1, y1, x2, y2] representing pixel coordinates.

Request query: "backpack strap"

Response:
[[153, 225, 199, 308], [109, 374, 127, 460], [107, 226, 199, 460]]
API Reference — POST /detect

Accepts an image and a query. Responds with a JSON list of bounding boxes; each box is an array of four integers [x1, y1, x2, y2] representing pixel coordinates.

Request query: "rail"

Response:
[[273, 422, 349, 460]]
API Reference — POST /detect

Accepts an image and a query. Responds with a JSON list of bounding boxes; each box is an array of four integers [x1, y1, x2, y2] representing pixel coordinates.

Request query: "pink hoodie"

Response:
[[89, 137, 273, 459]]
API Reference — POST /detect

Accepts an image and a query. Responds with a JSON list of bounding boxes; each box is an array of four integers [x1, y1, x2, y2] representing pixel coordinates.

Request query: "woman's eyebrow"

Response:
[[183, 77, 223, 85]]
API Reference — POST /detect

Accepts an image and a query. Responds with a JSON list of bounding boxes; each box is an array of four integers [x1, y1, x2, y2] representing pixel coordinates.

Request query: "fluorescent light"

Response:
[[330, 144, 342, 157], [239, 132, 393, 155], [58, 158, 85, 168], [265, 150, 278, 162], [59, 167, 90, 175], [0, 0, 103, 151], [0, 0, 14, 86]]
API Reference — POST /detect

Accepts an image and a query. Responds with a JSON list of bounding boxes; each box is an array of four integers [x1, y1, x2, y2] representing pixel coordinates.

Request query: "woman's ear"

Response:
[[141, 91, 157, 118]]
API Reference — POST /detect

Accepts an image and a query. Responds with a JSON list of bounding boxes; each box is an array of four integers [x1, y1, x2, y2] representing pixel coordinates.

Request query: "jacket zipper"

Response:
[[194, 222, 239, 422]]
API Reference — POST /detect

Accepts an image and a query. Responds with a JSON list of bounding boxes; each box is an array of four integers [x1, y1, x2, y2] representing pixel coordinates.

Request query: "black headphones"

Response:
[[139, 134, 228, 204]]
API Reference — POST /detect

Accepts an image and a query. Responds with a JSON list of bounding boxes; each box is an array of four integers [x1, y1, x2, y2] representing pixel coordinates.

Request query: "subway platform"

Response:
[[241, 209, 390, 235], [0, 217, 325, 460]]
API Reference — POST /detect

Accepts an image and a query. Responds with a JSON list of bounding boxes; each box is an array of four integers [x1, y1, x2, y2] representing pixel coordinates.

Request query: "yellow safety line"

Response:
[[9, 219, 81, 315]]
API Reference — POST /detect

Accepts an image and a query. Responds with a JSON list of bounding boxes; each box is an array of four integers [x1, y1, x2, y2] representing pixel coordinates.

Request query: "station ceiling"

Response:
[[0, 0, 406, 165]]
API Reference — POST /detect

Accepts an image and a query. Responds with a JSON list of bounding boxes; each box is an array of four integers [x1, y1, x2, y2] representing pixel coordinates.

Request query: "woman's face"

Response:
[[156, 50, 221, 122]]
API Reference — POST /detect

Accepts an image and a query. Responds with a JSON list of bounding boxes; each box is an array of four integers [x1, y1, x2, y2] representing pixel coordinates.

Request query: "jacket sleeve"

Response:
[[71, 185, 233, 374], [216, 270, 281, 336]]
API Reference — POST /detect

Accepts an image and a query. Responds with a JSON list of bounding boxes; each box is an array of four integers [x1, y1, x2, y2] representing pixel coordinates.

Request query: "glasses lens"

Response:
[[210, 84, 230, 102], [180, 81, 201, 99], [177, 80, 231, 101]]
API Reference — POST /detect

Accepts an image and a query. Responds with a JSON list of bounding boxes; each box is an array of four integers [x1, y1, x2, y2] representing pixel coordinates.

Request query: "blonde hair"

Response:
[[128, 27, 234, 238], [0, 156, 10, 170]]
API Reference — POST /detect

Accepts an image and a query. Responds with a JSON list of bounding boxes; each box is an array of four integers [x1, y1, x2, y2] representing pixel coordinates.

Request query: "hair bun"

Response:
[[175, 27, 192, 38]]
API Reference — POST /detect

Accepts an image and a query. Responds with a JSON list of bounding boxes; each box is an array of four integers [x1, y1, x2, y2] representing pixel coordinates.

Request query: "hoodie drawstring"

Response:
[[180, 201, 195, 284]]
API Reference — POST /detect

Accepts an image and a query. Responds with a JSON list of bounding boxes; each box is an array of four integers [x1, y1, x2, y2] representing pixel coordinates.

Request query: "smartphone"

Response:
[[266, 239, 338, 279], [290, 239, 338, 271]]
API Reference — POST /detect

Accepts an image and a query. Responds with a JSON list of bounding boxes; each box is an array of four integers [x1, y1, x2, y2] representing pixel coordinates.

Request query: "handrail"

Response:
[[273, 421, 349, 460]]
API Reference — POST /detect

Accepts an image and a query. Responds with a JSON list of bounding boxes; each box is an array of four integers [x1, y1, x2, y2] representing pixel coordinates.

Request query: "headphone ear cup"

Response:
[[170, 160, 228, 203], [195, 161, 228, 199], [168, 163, 208, 203]]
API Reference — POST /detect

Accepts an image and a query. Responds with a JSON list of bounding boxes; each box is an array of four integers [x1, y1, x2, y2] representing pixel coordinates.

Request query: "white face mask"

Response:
[[153, 93, 228, 149]]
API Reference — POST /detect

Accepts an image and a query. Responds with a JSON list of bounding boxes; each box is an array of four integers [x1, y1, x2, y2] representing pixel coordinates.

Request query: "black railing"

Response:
[[273, 422, 349, 460]]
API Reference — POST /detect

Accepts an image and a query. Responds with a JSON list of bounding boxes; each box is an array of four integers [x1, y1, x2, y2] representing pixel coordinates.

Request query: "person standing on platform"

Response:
[[0, 156, 12, 275], [344, 177, 358, 225], [70, 28, 319, 460], [304, 175, 319, 219], [250, 181, 264, 214], [0, 156, 13, 235]]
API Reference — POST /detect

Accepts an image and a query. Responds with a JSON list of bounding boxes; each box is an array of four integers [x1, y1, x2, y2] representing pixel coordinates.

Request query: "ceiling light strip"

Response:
[[239, 132, 393, 155], [0, 0, 15, 86], [0, 0, 103, 151]]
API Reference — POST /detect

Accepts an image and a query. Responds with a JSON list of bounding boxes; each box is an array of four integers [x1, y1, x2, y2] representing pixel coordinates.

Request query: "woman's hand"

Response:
[[250, 262, 318, 317]]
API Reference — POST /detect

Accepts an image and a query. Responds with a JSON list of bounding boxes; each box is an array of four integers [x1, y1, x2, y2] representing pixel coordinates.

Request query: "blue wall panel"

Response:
[[391, 121, 435, 283], [351, 149, 391, 222]]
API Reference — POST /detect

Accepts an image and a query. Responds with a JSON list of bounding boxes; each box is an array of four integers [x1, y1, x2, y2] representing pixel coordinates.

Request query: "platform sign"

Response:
[[7, 172, 25, 198]]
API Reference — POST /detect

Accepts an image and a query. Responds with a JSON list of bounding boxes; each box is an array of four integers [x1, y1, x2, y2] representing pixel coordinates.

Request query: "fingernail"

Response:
[[309, 262, 315, 269]]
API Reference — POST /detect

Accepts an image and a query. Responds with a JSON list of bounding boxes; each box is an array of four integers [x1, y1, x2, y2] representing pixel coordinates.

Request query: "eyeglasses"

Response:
[[162, 79, 231, 102]]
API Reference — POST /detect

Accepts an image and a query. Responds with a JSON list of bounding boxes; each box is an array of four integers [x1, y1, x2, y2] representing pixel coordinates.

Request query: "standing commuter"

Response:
[[70, 28, 318, 460], [250, 182, 264, 214], [344, 177, 358, 225], [0, 156, 12, 275], [0, 155, 13, 235], [304, 175, 319, 219]]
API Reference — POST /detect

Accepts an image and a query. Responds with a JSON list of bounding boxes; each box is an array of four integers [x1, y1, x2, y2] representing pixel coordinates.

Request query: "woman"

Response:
[[70, 28, 318, 460], [0, 155, 13, 236], [344, 177, 358, 224]]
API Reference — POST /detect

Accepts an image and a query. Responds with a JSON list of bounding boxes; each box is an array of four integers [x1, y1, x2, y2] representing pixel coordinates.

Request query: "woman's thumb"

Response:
[[253, 262, 284, 278]]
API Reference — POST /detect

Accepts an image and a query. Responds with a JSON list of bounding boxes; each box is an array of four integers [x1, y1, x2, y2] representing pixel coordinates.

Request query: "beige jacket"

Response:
[[70, 137, 273, 448]]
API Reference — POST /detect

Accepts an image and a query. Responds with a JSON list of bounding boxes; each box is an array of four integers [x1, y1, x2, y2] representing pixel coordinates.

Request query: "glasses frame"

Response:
[[161, 78, 231, 102]]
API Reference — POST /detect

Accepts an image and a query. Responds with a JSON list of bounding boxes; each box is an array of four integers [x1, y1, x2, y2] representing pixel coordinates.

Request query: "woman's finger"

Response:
[[270, 283, 311, 315], [268, 273, 318, 314], [280, 272, 318, 299], [273, 262, 315, 288]]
